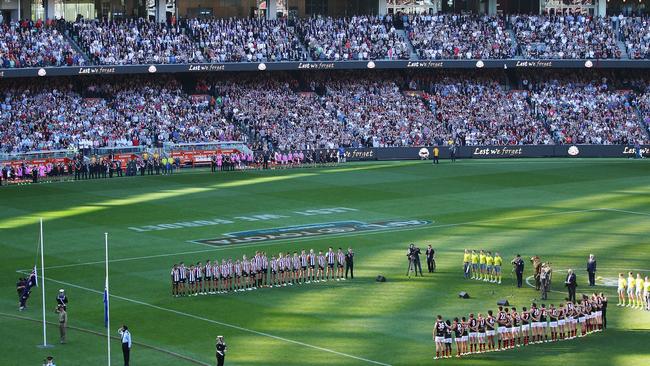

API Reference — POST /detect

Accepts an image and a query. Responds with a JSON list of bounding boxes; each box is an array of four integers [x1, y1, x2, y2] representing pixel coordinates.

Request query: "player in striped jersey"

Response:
[[188, 264, 197, 296], [292, 252, 301, 285], [178, 262, 187, 296], [270, 255, 279, 287], [277, 253, 285, 286], [261, 252, 269, 287], [308, 249, 316, 283], [284, 252, 292, 285], [221, 259, 229, 293], [196, 262, 204, 295], [242, 255, 251, 291], [336, 248, 346, 281], [171, 264, 180, 297], [317, 250, 326, 282], [204, 260, 213, 295], [213, 260, 221, 294], [250, 255, 259, 290], [300, 250, 308, 284], [326, 247, 336, 281], [234, 259, 243, 291]]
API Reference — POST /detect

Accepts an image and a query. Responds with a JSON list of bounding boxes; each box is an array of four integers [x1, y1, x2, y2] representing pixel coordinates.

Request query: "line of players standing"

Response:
[[432, 293, 607, 359], [171, 248, 354, 296]]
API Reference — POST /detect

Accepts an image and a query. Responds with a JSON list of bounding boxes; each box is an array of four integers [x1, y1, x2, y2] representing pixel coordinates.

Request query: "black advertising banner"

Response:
[[4, 60, 650, 78], [350, 145, 650, 160]]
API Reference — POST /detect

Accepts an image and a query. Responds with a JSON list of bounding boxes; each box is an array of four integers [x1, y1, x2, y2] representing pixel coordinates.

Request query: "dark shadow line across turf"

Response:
[[0, 312, 210, 366]]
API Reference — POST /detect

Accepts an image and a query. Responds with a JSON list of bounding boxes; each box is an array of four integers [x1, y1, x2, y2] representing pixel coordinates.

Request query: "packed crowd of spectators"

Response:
[[6, 15, 650, 67], [0, 76, 242, 154], [422, 75, 554, 145], [619, 17, 650, 59], [530, 76, 646, 144], [510, 15, 621, 59], [408, 14, 515, 60], [1, 72, 648, 154], [187, 18, 307, 62], [296, 16, 411, 61], [73, 19, 199, 65], [1, 20, 83, 68]]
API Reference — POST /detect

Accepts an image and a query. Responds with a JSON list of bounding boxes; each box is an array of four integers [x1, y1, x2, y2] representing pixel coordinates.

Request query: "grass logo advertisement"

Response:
[[193, 220, 430, 246]]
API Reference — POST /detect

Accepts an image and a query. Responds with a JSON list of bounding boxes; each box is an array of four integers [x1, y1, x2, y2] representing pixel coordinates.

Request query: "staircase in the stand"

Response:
[[507, 28, 520, 59], [63, 27, 91, 65], [396, 29, 418, 60], [633, 105, 650, 140], [617, 40, 630, 59]]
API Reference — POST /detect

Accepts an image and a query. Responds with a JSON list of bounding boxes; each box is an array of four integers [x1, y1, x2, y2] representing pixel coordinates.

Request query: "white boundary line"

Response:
[[599, 208, 650, 217], [16, 271, 392, 366], [36, 208, 615, 271]]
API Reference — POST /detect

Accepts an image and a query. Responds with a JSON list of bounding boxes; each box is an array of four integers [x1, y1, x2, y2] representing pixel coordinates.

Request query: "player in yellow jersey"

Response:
[[463, 249, 471, 279], [479, 251, 487, 280], [617, 273, 627, 306], [644, 276, 650, 311], [627, 272, 635, 307], [486, 252, 495, 282], [471, 251, 479, 279], [493, 253, 503, 284], [635, 273, 645, 309]]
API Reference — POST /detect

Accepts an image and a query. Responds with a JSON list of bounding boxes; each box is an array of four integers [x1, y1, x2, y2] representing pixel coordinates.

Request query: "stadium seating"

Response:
[[4, 15, 650, 68], [1, 72, 648, 154]]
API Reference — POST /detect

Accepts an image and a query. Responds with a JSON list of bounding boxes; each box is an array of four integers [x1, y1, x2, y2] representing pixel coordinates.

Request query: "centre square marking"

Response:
[[191, 220, 431, 246]]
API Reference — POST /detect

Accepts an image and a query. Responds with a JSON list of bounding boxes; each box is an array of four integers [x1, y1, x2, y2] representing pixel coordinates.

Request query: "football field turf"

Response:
[[1, 159, 649, 366]]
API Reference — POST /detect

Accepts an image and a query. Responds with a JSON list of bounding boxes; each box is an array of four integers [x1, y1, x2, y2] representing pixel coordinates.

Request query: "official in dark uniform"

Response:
[[426, 245, 436, 273], [565, 269, 577, 303], [118, 325, 132, 366], [586, 254, 597, 286], [345, 248, 354, 279], [56, 289, 68, 310], [511, 254, 525, 288], [216, 335, 227, 366]]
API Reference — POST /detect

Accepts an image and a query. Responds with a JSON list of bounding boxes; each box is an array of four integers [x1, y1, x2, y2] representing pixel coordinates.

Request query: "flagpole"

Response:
[[105, 232, 111, 366], [40, 218, 47, 347]]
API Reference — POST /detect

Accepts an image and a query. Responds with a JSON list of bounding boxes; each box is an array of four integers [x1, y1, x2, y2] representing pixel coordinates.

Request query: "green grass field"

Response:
[[1, 159, 649, 366]]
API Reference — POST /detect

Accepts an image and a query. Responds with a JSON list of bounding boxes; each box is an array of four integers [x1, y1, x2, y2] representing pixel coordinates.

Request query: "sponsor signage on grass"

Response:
[[192, 220, 431, 246]]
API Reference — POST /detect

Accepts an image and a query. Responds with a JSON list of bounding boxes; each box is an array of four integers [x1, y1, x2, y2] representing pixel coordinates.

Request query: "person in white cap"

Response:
[[216, 335, 227, 366], [56, 289, 68, 311]]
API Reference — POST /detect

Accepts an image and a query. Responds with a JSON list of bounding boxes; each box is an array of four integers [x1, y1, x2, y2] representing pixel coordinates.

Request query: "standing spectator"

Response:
[[216, 335, 227, 366], [587, 254, 597, 286], [426, 245, 436, 273], [55, 305, 67, 344], [345, 248, 354, 279], [565, 269, 578, 303], [118, 325, 132, 366], [511, 254, 525, 288]]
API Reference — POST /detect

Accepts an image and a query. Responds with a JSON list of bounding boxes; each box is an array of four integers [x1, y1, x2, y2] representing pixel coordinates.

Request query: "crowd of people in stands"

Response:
[[187, 17, 307, 62], [72, 18, 198, 65], [1, 19, 83, 68], [510, 14, 621, 59], [297, 15, 410, 61], [619, 17, 650, 59], [408, 14, 515, 60], [529, 75, 646, 144], [4, 14, 650, 67], [0, 76, 242, 153]]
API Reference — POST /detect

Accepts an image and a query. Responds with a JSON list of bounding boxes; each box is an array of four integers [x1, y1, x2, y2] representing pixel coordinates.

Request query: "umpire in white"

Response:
[[118, 325, 132, 366]]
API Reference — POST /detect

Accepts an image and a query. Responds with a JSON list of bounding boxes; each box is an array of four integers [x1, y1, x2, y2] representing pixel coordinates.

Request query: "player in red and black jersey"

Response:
[[520, 306, 531, 345], [468, 313, 478, 354], [477, 313, 487, 353], [433, 315, 447, 359], [486, 310, 496, 351]]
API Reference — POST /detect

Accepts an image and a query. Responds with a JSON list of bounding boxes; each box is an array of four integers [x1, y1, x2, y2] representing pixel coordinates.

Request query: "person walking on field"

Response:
[[345, 248, 354, 279]]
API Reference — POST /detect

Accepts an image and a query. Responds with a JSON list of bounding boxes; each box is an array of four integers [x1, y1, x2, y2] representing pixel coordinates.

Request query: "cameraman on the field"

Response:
[[406, 244, 423, 277]]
